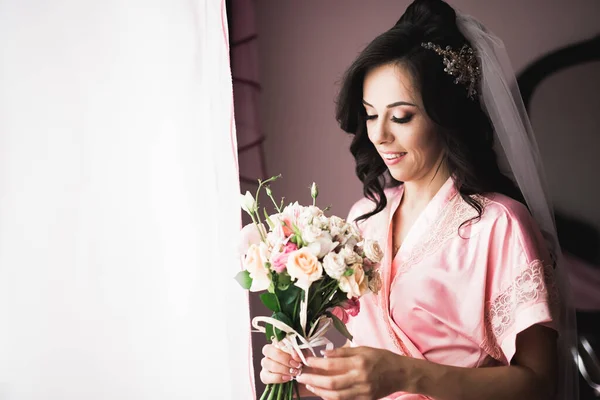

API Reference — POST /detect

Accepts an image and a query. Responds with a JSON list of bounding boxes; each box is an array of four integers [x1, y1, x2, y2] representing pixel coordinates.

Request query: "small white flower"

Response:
[[363, 239, 384, 263], [305, 233, 338, 259], [240, 191, 257, 214], [323, 252, 347, 280]]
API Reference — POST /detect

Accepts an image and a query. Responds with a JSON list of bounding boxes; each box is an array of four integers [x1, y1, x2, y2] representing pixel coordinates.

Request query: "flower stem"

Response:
[[249, 213, 267, 242], [267, 383, 279, 400], [260, 384, 271, 400], [293, 381, 301, 399], [267, 190, 283, 214], [276, 382, 284, 400]]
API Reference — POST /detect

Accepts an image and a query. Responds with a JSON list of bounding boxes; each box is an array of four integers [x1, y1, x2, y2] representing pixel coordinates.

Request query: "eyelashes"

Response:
[[365, 114, 414, 124], [391, 115, 413, 124]]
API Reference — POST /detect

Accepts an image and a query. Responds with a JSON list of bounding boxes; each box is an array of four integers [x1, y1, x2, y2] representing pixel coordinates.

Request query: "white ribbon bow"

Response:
[[252, 314, 334, 366]]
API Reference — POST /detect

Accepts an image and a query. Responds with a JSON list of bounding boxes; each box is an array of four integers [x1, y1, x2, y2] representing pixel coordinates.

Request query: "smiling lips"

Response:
[[381, 152, 407, 165]]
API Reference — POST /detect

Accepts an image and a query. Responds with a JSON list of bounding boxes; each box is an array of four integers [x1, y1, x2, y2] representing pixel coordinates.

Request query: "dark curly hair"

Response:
[[336, 0, 524, 223]]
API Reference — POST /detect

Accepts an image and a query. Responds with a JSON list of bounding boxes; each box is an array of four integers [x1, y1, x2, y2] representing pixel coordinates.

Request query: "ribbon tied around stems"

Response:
[[252, 314, 334, 366]]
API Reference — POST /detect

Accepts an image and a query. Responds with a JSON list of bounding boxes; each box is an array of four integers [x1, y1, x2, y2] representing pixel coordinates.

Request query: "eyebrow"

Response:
[[362, 100, 417, 108]]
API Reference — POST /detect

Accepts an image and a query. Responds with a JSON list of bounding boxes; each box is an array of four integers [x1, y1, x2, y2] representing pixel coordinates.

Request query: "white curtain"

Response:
[[0, 1, 254, 399]]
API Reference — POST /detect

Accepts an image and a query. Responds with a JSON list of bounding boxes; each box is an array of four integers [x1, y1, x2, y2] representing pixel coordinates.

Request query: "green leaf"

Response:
[[265, 323, 275, 343], [325, 311, 354, 341], [263, 208, 275, 230], [273, 312, 294, 341], [260, 292, 281, 313], [277, 273, 292, 291], [343, 268, 354, 277], [234, 270, 252, 290]]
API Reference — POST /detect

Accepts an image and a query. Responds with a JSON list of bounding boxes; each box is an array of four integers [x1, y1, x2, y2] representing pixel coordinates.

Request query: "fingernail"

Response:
[[289, 368, 299, 375], [282, 375, 291, 382], [306, 385, 314, 393], [290, 360, 302, 368]]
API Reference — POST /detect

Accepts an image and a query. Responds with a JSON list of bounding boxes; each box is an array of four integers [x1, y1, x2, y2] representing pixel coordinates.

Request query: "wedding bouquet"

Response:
[[235, 175, 383, 400]]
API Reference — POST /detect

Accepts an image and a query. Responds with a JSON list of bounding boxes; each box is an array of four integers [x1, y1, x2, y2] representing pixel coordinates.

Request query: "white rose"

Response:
[[338, 264, 369, 299], [328, 216, 347, 238], [322, 252, 347, 280], [297, 206, 323, 230], [338, 246, 362, 266], [363, 239, 384, 263], [301, 225, 324, 244], [305, 231, 338, 259]]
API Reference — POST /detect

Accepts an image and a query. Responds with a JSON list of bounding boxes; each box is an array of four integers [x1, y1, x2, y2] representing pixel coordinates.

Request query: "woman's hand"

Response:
[[296, 346, 412, 400], [259, 344, 303, 385]]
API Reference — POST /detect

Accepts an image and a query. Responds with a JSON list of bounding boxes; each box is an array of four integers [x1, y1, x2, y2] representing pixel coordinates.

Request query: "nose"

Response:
[[368, 118, 393, 146]]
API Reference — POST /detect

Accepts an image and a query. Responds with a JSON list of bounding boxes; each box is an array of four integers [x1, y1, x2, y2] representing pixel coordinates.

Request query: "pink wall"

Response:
[[256, 0, 600, 222], [251, 0, 600, 395]]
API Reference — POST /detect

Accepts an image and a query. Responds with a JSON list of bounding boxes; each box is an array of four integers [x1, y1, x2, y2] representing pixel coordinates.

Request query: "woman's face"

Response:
[[363, 63, 445, 184]]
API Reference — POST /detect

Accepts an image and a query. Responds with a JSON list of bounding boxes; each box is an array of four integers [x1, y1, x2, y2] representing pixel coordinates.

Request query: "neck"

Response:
[[402, 158, 450, 210]]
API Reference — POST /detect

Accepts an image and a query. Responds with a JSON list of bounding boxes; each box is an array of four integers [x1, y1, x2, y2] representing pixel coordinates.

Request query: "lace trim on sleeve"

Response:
[[481, 259, 559, 361]]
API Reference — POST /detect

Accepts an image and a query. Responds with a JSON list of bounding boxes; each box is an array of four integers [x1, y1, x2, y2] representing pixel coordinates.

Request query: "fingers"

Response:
[[262, 344, 302, 369], [261, 356, 301, 376], [322, 346, 362, 358], [259, 369, 293, 385], [306, 355, 349, 372], [296, 370, 357, 391], [260, 344, 303, 385]]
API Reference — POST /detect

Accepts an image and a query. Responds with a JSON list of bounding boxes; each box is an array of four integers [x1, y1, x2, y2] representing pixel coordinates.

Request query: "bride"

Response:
[[259, 0, 577, 399]]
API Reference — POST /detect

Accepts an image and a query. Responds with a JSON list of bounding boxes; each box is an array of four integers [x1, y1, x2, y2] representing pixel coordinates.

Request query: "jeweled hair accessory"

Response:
[[421, 42, 481, 99]]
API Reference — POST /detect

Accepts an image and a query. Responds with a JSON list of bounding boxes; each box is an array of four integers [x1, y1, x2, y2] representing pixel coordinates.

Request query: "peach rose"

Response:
[[243, 243, 271, 292], [338, 264, 369, 299], [286, 248, 323, 291]]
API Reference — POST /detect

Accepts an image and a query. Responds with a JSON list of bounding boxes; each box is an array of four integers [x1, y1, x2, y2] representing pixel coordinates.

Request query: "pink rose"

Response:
[[343, 297, 360, 317], [331, 306, 349, 324], [271, 242, 298, 273]]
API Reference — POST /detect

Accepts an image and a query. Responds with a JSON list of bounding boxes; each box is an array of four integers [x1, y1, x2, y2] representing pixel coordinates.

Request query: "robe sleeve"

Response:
[[480, 200, 559, 364]]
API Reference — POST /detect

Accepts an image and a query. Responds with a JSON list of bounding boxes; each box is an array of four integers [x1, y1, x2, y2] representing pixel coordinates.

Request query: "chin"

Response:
[[388, 169, 412, 183]]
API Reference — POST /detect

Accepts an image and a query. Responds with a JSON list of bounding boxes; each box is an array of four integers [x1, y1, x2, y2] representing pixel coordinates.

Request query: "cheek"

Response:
[[406, 128, 440, 160]]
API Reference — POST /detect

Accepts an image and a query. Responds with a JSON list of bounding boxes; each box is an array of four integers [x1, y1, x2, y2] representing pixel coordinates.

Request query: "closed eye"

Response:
[[392, 115, 413, 124], [365, 114, 377, 121]]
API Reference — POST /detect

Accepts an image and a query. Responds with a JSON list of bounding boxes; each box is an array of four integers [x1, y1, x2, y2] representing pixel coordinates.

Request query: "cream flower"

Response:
[[240, 191, 257, 214], [238, 223, 264, 259], [338, 263, 369, 299], [328, 216, 347, 238], [243, 243, 271, 292], [338, 246, 362, 266], [322, 252, 347, 280], [363, 239, 384, 263], [286, 248, 323, 291], [306, 234, 338, 259]]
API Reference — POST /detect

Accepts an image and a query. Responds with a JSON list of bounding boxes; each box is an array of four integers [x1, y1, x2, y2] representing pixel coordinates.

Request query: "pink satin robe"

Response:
[[346, 177, 558, 399]]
